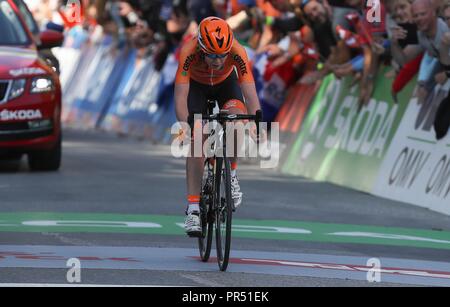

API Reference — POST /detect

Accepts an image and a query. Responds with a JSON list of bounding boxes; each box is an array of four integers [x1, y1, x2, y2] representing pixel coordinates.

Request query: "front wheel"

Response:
[[0, 153, 22, 172], [215, 158, 233, 272]]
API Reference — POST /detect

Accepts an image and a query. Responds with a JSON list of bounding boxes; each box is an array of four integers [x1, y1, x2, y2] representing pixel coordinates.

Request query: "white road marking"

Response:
[[328, 232, 450, 245], [180, 274, 223, 287], [21, 221, 162, 228]]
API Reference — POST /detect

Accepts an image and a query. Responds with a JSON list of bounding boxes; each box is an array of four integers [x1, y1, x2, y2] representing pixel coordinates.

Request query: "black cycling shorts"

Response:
[[187, 71, 245, 122]]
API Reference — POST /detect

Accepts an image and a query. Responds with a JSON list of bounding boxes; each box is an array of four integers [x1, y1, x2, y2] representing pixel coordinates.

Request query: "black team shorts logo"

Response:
[[233, 54, 248, 76]]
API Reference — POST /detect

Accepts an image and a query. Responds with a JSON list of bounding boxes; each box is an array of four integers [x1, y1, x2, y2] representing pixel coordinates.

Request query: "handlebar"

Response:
[[188, 110, 263, 124], [188, 110, 263, 143]]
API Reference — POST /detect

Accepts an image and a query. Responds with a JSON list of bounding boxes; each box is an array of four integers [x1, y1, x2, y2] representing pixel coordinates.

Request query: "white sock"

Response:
[[231, 169, 237, 177], [187, 204, 200, 214]]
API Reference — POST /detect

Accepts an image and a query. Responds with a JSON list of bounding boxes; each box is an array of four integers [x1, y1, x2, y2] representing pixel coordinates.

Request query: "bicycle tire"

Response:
[[215, 157, 233, 271], [198, 160, 214, 262]]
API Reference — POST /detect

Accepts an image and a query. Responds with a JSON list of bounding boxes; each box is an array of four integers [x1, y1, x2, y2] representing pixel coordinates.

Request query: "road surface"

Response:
[[1, 128, 450, 287]]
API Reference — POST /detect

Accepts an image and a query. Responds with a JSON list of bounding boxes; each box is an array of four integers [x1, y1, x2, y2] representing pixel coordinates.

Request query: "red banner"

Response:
[[275, 83, 318, 135]]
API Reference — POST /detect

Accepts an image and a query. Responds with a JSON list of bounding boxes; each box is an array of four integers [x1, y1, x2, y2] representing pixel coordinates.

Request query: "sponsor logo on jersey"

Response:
[[233, 54, 248, 76], [183, 54, 196, 72]]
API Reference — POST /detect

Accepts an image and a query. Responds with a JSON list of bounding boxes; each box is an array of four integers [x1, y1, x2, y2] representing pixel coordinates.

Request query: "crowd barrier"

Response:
[[57, 34, 179, 143], [254, 53, 298, 123], [275, 82, 318, 166], [57, 33, 450, 216], [373, 82, 450, 215], [281, 67, 450, 215]]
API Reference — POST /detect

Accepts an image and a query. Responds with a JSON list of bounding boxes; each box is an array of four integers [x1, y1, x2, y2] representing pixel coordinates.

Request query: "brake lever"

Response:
[[255, 110, 262, 146]]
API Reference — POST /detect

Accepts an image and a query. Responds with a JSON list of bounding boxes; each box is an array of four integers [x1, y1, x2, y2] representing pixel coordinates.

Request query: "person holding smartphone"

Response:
[[391, 0, 449, 103], [389, 0, 424, 101]]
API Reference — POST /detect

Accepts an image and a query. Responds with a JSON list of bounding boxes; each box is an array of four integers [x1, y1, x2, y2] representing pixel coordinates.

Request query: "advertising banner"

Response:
[[275, 83, 318, 166], [69, 42, 130, 129], [61, 43, 104, 123], [373, 81, 450, 215], [281, 68, 415, 192], [99, 52, 161, 138], [53, 47, 82, 92], [148, 53, 178, 144]]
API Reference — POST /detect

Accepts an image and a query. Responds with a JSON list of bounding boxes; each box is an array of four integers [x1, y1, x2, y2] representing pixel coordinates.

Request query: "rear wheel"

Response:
[[28, 135, 62, 172], [0, 153, 22, 160], [215, 158, 233, 272], [198, 159, 214, 262]]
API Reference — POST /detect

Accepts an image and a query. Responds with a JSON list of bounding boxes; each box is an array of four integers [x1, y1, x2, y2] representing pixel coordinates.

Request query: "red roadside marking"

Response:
[[191, 256, 450, 280], [0, 251, 139, 262]]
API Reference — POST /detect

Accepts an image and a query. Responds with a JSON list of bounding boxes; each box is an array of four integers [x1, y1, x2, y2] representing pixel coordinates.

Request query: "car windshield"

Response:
[[11, 0, 39, 36], [0, 0, 29, 45]]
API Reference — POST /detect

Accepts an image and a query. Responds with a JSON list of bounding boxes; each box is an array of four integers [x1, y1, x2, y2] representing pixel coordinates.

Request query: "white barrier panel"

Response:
[[373, 81, 450, 215], [53, 47, 81, 91]]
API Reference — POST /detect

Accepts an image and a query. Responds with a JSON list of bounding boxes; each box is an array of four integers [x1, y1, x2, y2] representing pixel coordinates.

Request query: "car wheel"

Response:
[[28, 136, 62, 172], [0, 153, 22, 161], [0, 154, 23, 172]]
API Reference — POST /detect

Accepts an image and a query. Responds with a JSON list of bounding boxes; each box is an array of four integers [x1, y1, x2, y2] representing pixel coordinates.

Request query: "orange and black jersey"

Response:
[[175, 37, 254, 86]]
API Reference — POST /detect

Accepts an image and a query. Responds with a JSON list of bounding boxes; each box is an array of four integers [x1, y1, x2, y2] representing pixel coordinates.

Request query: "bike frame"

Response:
[[195, 100, 262, 271]]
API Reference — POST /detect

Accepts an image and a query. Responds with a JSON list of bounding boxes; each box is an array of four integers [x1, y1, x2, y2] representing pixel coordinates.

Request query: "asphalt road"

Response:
[[1, 128, 450, 288]]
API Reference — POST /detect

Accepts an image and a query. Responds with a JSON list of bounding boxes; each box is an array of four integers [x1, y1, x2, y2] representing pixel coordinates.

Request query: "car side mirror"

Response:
[[38, 30, 64, 50]]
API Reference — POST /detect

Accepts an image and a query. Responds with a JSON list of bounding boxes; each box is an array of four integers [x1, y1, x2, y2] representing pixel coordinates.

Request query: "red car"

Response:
[[0, 0, 64, 171]]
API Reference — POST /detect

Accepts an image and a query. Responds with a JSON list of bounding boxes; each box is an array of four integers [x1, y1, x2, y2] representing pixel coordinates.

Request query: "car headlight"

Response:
[[31, 76, 54, 93], [8, 79, 26, 100]]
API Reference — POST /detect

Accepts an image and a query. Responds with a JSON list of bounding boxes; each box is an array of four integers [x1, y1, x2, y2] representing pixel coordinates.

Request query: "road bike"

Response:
[[191, 100, 262, 271]]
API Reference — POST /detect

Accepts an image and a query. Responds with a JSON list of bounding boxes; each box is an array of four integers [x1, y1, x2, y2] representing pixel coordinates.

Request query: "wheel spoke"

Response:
[[198, 160, 214, 262]]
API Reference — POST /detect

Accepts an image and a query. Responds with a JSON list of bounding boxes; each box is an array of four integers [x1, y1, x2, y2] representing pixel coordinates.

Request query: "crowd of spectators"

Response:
[[27, 0, 450, 140]]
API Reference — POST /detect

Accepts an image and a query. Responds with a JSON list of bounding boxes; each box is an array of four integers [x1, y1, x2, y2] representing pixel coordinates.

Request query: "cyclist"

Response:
[[174, 17, 262, 236]]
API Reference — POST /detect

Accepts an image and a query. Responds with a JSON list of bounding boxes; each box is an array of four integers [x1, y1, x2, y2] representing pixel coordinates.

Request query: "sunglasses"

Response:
[[205, 53, 229, 59]]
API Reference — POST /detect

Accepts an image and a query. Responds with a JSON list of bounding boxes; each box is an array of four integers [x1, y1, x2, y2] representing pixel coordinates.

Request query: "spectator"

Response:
[[393, 0, 414, 24], [443, 2, 450, 27], [254, 0, 284, 51], [434, 24, 450, 140], [153, 0, 195, 70], [298, 0, 351, 85], [256, 0, 306, 66], [186, 0, 216, 24], [390, 0, 424, 102], [324, 0, 387, 108], [391, 0, 450, 103], [45, 0, 450, 138], [263, 0, 305, 34], [326, 0, 359, 30]]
